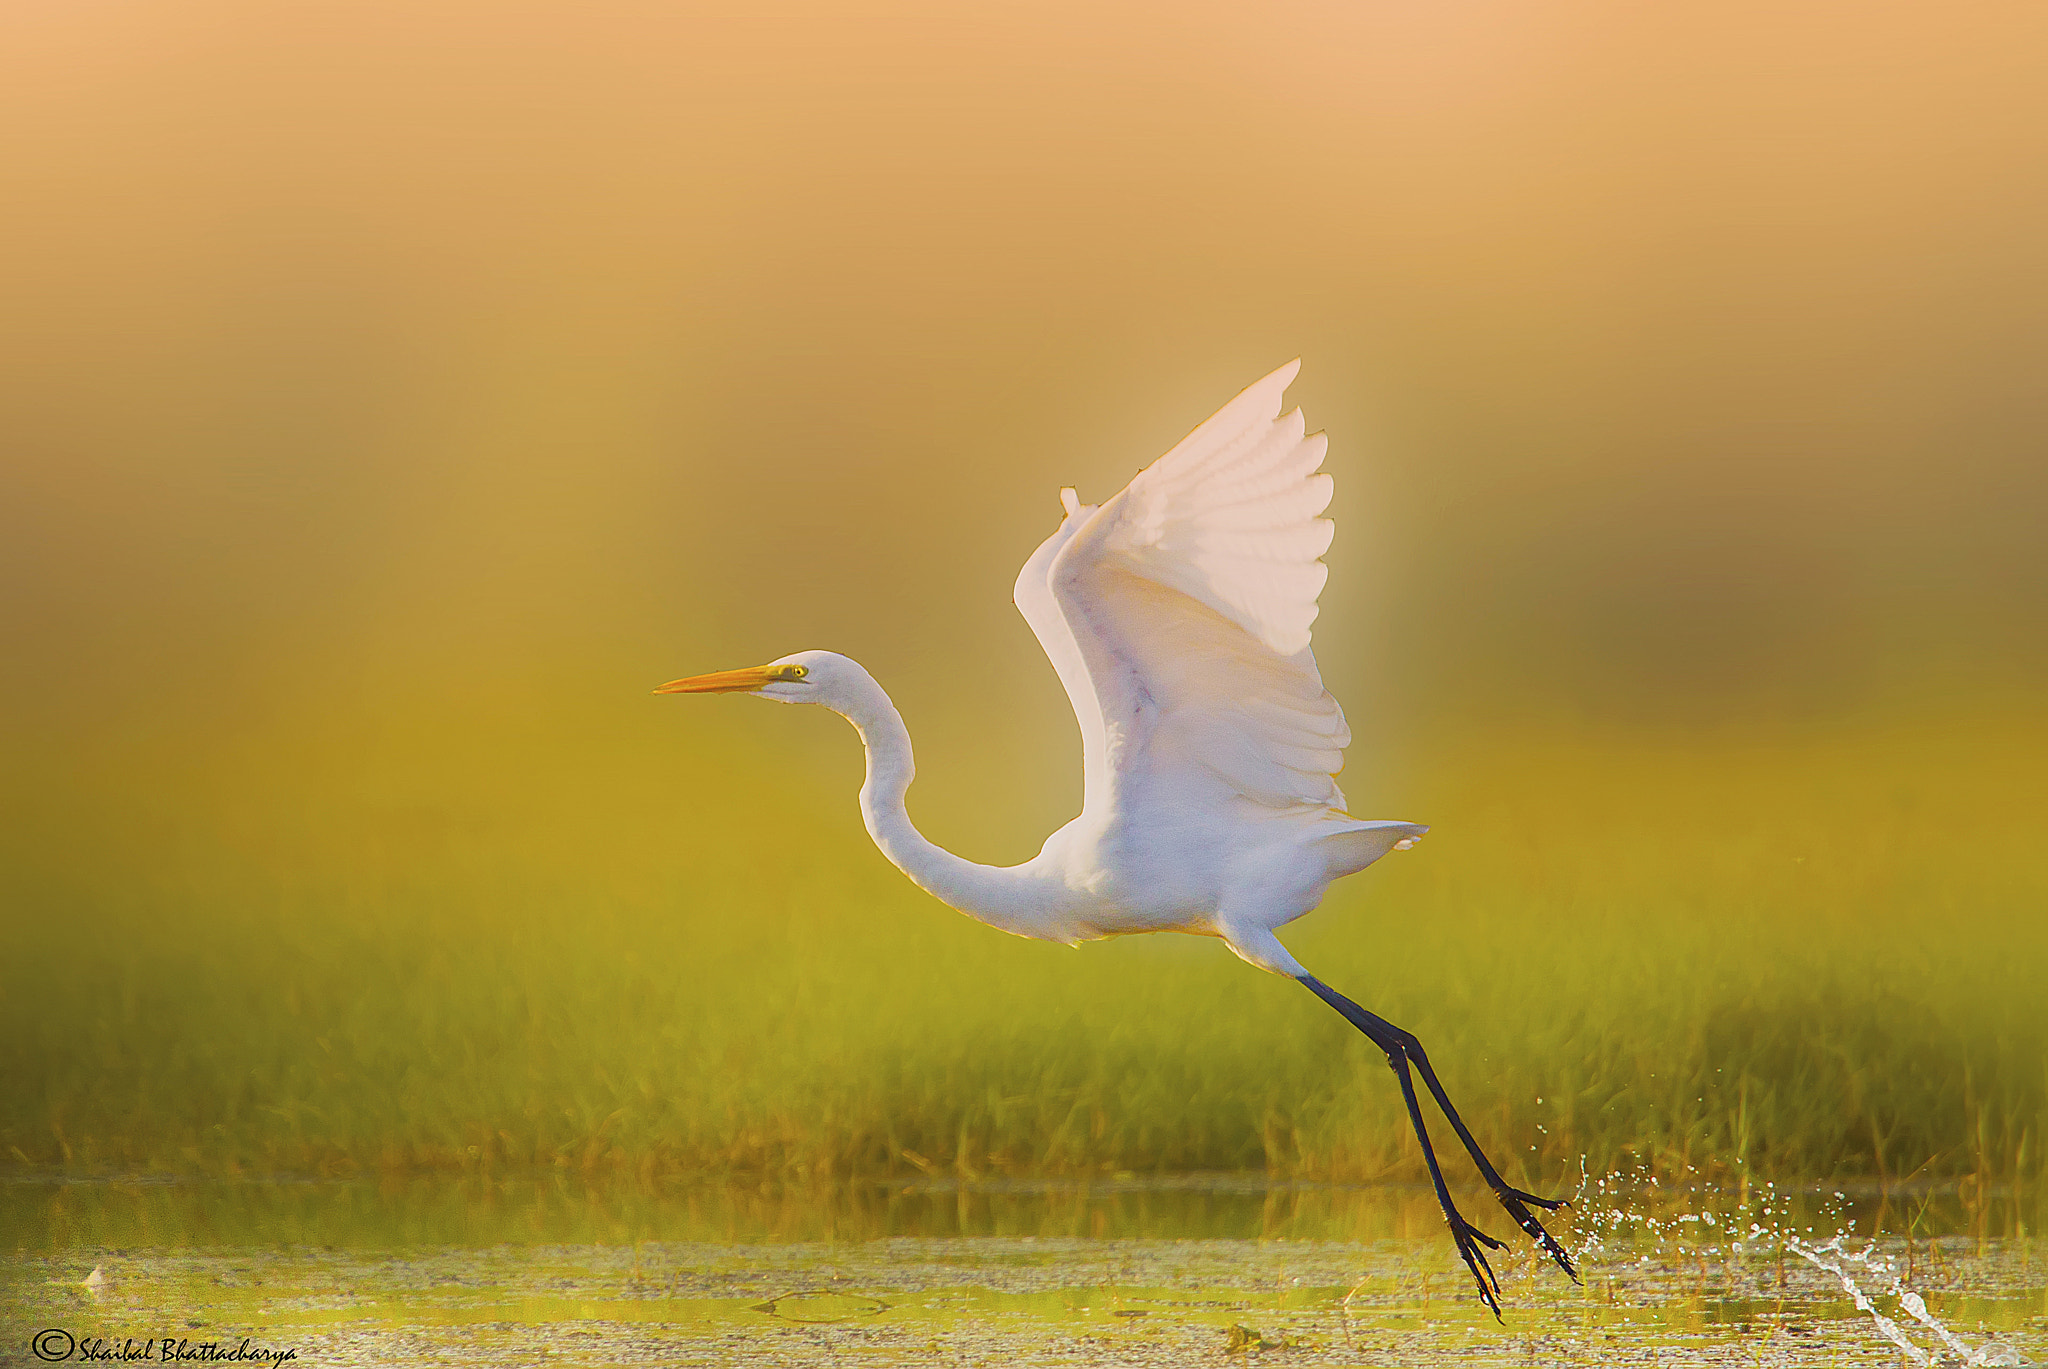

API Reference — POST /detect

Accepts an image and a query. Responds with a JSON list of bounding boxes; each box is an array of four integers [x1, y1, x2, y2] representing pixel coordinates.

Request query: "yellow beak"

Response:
[[653, 664, 782, 695]]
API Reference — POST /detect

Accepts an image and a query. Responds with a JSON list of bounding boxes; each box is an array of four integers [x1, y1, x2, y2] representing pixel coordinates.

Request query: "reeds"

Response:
[[4, 710, 2042, 1192]]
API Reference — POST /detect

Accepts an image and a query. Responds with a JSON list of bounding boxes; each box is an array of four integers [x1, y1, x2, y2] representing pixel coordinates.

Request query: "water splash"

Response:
[[1565, 1164, 2031, 1367], [1784, 1233, 2025, 1368], [1782, 1234, 1938, 1366]]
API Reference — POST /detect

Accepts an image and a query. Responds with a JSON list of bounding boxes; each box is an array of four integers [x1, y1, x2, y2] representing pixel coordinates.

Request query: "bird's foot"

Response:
[[1488, 1185, 1579, 1283], [1448, 1208, 1509, 1321]]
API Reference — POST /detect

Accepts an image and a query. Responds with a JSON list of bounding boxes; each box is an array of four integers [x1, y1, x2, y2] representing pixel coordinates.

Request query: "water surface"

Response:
[[4, 1175, 2041, 1366]]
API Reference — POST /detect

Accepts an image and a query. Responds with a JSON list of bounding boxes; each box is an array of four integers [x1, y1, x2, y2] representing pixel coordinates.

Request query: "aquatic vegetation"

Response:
[[3, 1181, 2042, 1368]]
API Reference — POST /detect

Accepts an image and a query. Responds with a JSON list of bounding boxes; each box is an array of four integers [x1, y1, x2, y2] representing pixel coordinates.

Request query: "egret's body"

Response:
[[660, 362, 1574, 1314]]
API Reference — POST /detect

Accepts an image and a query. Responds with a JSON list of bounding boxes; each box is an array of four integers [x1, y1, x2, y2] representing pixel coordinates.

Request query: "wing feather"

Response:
[[1012, 493, 1111, 801], [1023, 361, 1354, 816]]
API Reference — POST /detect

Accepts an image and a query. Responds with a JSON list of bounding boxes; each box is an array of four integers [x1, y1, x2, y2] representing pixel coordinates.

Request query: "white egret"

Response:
[[658, 361, 1575, 1314]]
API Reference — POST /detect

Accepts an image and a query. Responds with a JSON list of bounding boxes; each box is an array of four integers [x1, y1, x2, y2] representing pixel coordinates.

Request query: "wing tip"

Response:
[[1237, 359, 1301, 413], [1264, 358, 1303, 397]]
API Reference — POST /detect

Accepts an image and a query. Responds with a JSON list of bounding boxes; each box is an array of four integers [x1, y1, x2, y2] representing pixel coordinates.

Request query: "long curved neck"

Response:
[[827, 669, 1065, 940]]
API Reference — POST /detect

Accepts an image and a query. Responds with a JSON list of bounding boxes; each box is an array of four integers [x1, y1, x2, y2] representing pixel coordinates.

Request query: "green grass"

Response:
[[3, 698, 2044, 1195]]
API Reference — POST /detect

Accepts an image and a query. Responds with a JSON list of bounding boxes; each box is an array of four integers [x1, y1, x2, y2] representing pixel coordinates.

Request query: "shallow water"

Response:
[[3, 1176, 2041, 1366]]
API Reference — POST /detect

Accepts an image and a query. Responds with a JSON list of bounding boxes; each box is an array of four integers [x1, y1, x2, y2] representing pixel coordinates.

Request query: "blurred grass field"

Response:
[[4, 0, 2048, 1219], [5, 686, 2042, 1195]]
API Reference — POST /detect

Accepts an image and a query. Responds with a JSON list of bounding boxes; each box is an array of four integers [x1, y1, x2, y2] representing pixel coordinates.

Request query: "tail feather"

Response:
[[1315, 820, 1427, 880]]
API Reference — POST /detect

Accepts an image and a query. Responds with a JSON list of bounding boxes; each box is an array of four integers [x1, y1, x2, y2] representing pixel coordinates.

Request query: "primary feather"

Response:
[[1035, 360, 1352, 820]]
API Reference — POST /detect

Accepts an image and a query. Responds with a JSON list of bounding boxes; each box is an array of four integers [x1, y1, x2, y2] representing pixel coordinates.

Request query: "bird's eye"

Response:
[[772, 664, 808, 681]]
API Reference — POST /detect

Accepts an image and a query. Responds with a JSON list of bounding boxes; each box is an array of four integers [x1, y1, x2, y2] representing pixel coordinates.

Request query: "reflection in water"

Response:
[[4, 1171, 2039, 1250], [2, 1172, 1516, 1249]]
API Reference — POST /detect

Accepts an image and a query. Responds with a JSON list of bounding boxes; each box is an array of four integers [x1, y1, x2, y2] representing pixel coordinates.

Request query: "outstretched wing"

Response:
[[1033, 361, 1353, 816], [1012, 487, 1115, 805]]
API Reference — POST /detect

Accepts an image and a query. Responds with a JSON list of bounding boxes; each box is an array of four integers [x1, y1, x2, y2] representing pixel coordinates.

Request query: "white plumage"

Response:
[[657, 361, 1575, 1316], [1034, 360, 1345, 809], [1001, 360, 1420, 971]]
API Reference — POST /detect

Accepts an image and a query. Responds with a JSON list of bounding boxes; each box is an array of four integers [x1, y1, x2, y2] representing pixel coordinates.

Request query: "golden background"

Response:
[[3, 0, 2043, 1189]]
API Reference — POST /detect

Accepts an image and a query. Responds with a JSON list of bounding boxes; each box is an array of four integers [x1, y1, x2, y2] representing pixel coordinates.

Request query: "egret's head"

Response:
[[653, 649, 855, 705]]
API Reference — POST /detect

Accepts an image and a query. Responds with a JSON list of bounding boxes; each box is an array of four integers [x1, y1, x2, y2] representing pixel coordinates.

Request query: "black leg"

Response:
[[1384, 1020, 1509, 1316], [1298, 973, 1578, 1316], [1401, 1031, 1579, 1280]]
